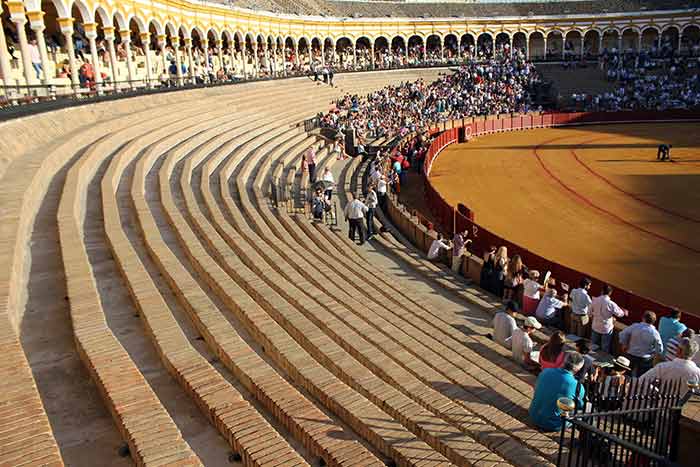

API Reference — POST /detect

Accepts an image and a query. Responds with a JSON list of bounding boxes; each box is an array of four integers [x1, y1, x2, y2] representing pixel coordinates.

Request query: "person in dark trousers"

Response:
[[344, 194, 368, 245], [657, 144, 671, 161], [328, 67, 334, 86], [365, 185, 378, 238]]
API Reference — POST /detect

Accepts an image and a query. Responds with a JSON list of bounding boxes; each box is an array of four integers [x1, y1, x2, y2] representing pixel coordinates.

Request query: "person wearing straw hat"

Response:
[[512, 316, 542, 370]]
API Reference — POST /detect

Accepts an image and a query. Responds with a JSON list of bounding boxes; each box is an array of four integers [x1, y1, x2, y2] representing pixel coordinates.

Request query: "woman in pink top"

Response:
[[539, 331, 566, 369]]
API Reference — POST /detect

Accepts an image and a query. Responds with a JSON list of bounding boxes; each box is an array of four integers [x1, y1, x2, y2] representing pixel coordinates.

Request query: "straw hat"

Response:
[[613, 356, 631, 370]]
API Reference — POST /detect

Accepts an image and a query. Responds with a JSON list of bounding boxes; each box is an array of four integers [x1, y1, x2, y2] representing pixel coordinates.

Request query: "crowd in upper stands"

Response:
[[569, 40, 700, 111], [321, 53, 540, 142]]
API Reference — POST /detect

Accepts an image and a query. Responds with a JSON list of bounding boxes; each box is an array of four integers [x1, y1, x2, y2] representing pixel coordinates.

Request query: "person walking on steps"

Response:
[[344, 193, 368, 245]]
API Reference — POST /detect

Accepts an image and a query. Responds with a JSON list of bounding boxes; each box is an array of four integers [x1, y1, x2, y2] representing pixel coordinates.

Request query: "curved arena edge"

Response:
[[418, 110, 700, 331]]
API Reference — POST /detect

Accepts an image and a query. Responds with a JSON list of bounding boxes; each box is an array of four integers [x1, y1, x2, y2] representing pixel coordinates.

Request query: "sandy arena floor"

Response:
[[429, 122, 700, 314]]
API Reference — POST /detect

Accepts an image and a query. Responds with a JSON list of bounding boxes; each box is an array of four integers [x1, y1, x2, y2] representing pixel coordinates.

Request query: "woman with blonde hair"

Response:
[[504, 254, 526, 302], [490, 246, 508, 298]]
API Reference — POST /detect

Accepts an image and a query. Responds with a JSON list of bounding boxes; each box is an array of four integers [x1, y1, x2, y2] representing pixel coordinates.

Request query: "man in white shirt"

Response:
[[365, 186, 378, 238], [376, 175, 388, 211], [619, 310, 663, 377], [306, 145, 318, 183], [344, 194, 368, 245], [535, 288, 567, 331], [590, 284, 627, 354], [639, 337, 700, 397], [570, 278, 593, 337], [427, 233, 451, 261], [29, 38, 42, 80], [321, 167, 334, 200], [512, 316, 542, 370], [493, 301, 518, 349]]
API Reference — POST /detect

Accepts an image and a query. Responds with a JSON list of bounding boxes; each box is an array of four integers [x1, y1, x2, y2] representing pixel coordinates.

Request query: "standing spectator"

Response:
[[306, 145, 318, 183], [376, 175, 387, 211], [427, 233, 451, 261], [575, 339, 595, 382], [480, 246, 497, 292], [493, 301, 518, 349], [311, 189, 326, 221], [619, 310, 663, 377], [344, 194, 367, 245], [529, 352, 586, 432], [321, 167, 334, 200], [490, 246, 508, 298], [570, 278, 593, 337], [638, 338, 700, 397], [658, 309, 687, 351], [522, 270, 543, 316], [503, 254, 526, 302], [535, 288, 568, 330], [512, 316, 542, 370], [365, 185, 378, 238], [666, 328, 695, 361], [29, 38, 42, 80], [451, 230, 469, 274], [590, 284, 627, 354], [539, 331, 566, 369]]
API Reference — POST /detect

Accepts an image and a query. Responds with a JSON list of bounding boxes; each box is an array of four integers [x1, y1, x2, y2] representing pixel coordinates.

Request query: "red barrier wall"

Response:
[[421, 110, 700, 329]]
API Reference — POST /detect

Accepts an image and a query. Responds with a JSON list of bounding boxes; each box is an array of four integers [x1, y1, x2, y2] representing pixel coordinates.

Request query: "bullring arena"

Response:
[[430, 122, 700, 317], [1, 0, 700, 466]]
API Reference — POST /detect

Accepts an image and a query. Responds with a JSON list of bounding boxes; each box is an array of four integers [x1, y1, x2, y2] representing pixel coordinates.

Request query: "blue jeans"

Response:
[[32, 62, 42, 79], [366, 207, 375, 236], [591, 330, 614, 354]]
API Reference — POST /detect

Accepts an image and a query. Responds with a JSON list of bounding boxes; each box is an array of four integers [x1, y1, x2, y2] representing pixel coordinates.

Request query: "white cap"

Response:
[[524, 316, 542, 329]]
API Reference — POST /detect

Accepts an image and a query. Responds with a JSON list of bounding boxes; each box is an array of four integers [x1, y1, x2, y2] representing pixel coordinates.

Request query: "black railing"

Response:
[[557, 380, 697, 466]]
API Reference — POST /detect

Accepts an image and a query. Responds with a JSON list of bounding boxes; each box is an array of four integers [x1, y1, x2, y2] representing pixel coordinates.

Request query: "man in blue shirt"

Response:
[[619, 310, 663, 377], [529, 352, 586, 432], [658, 309, 686, 350]]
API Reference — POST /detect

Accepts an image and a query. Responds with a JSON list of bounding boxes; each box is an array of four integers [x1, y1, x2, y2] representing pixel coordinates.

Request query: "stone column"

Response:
[[172, 37, 183, 85], [370, 43, 375, 69], [242, 47, 248, 78], [83, 23, 103, 90], [543, 37, 548, 60], [580, 36, 585, 60], [352, 45, 357, 68], [216, 39, 224, 75], [139, 32, 152, 87], [440, 39, 444, 61], [599, 35, 604, 55], [8, 2, 36, 85], [0, 3, 13, 85], [103, 27, 119, 89], [57, 17, 79, 89], [253, 41, 259, 77], [491, 38, 495, 58], [202, 38, 210, 74], [637, 34, 642, 52], [27, 10, 52, 84], [184, 37, 194, 83], [158, 34, 167, 77], [120, 31, 135, 89], [526, 35, 531, 60], [618, 35, 623, 54], [561, 36, 565, 60], [404, 40, 409, 64]]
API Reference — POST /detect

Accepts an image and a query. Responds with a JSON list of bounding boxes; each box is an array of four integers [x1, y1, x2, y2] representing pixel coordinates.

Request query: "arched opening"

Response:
[[477, 33, 493, 58], [621, 28, 639, 52], [564, 30, 582, 60], [546, 30, 563, 59], [206, 29, 217, 70], [244, 33, 255, 75], [284, 37, 295, 72], [661, 26, 679, 55], [407, 35, 423, 64], [528, 32, 545, 60], [391, 36, 406, 66], [148, 21, 163, 78], [298, 37, 310, 70], [495, 32, 510, 58], [601, 29, 619, 53], [583, 30, 600, 58], [189, 28, 204, 78], [323, 37, 333, 66], [374, 36, 389, 69], [641, 27, 659, 52], [460, 34, 474, 59], [512, 32, 527, 58], [681, 25, 700, 56], [444, 33, 458, 61], [335, 37, 351, 70], [426, 34, 441, 62], [310, 37, 321, 66], [355, 36, 371, 70]]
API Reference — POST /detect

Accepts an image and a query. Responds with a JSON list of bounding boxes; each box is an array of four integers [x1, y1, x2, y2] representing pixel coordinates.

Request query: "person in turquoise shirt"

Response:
[[658, 310, 687, 349], [529, 352, 586, 432]]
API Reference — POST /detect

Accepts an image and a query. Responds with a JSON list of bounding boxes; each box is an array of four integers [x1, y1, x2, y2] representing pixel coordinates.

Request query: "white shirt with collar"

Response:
[[639, 358, 700, 397], [427, 239, 450, 260], [590, 294, 625, 334], [570, 287, 592, 316], [344, 199, 367, 219]]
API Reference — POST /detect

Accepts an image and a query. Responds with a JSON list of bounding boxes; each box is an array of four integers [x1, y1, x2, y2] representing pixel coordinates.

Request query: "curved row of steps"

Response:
[[0, 68, 567, 467]]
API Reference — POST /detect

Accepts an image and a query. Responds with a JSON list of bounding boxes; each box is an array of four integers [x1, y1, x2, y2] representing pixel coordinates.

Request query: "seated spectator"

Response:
[[311, 189, 326, 220], [619, 310, 663, 377], [539, 331, 566, 369], [512, 316, 542, 370], [639, 338, 700, 397], [522, 270, 543, 315], [535, 288, 567, 330], [492, 301, 519, 349], [592, 356, 631, 410], [666, 328, 695, 361], [570, 278, 593, 337], [529, 351, 586, 432], [427, 233, 451, 261], [575, 338, 595, 382], [658, 309, 687, 350]]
